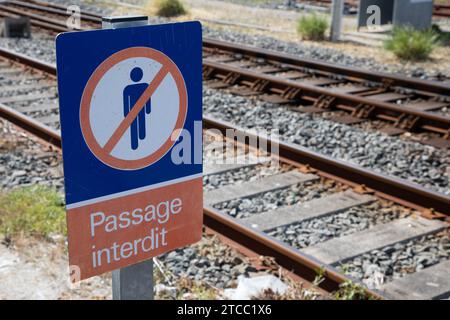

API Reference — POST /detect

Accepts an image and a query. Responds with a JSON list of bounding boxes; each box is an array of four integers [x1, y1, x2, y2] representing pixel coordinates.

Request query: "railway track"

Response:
[[1, 39, 450, 299], [0, 0, 450, 300], [1, 0, 449, 149]]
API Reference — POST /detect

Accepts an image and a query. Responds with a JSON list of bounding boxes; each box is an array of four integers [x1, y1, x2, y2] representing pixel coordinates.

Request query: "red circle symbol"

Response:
[[80, 47, 187, 170]]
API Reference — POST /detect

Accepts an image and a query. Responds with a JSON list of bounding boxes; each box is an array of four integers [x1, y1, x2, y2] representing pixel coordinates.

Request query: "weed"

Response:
[[152, 0, 187, 18], [384, 27, 439, 61], [0, 186, 66, 239], [333, 280, 370, 300], [297, 13, 328, 41]]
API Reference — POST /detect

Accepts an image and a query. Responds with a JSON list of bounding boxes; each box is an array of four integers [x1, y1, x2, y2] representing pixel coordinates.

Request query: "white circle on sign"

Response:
[[89, 57, 180, 160], [80, 47, 188, 170]]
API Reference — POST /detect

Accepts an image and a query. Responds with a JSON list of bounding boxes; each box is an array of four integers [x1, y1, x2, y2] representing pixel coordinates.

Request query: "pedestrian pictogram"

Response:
[[123, 67, 152, 150], [56, 22, 203, 281]]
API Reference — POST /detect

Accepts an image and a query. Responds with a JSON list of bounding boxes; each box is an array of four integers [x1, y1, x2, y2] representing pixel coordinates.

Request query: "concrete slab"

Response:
[[381, 259, 450, 300], [204, 171, 318, 206], [0, 92, 56, 104], [301, 216, 446, 265], [241, 190, 376, 231], [204, 155, 270, 176]]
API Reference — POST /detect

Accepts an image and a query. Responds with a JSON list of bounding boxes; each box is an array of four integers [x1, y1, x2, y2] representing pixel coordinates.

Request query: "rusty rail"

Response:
[[0, 47, 57, 76], [203, 117, 450, 215], [203, 61, 450, 135], [0, 96, 384, 298], [1, 3, 449, 298], [3, 0, 450, 139], [203, 38, 450, 97]]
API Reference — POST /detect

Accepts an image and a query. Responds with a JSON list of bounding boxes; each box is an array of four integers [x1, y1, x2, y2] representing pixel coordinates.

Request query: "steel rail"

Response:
[[0, 9, 69, 32], [203, 38, 450, 97], [26, 0, 102, 19], [3, 48, 449, 297], [0, 47, 57, 76], [0, 103, 61, 148], [1, 41, 448, 215], [434, 4, 450, 17], [203, 117, 450, 215], [0, 92, 383, 299], [9, 0, 103, 23], [0, 3, 85, 31], [203, 205, 376, 295], [4, 1, 449, 113], [204, 60, 450, 135], [1, 0, 447, 301], [6, 0, 450, 97], [2, 80, 443, 298]]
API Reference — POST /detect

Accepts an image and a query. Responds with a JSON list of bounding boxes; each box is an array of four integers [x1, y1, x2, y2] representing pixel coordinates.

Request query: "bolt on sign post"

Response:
[[55, 18, 203, 299]]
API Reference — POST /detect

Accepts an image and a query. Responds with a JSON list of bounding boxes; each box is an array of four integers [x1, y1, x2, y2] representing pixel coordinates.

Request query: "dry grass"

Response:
[[384, 27, 439, 61], [297, 13, 329, 41], [144, 0, 187, 17], [0, 186, 66, 240]]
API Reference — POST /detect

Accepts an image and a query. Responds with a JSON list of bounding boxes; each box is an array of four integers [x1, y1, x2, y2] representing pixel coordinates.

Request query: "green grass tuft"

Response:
[[0, 186, 66, 239], [333, 280, 370, 300], [297, 13, 328, 41], [384, 27, 439, 61], [431, 24, 450, 46], [154, 0, 187, 18]]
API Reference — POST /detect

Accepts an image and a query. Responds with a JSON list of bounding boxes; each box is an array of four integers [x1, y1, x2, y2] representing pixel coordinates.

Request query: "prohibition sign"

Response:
[[80, 47, 188, 170]]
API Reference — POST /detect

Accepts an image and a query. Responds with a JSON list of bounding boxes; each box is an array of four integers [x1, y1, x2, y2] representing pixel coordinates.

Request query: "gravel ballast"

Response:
[[267, 201, 412, 250], [0, 120, 64, 190], [203, 162, 288, 191], [157, 235, 259, 290], [203, 88, 449, 196], [213, 178, 344, 218], [203, 29, 448, 80], [4, 0, 448, 80], [340, 230, 450, 290], [2, 4, 447, 197]]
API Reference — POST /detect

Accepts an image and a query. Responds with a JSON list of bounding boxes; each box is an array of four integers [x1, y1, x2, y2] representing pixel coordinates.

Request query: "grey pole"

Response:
[[101, 15, 154, 300], [330, 0, 344, 42], [112, 259, 154, 300]]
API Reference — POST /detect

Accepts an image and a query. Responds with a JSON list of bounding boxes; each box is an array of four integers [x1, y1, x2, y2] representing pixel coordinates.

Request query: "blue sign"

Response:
[[56, 22, 202, 206], [56, 22, 203, 280]]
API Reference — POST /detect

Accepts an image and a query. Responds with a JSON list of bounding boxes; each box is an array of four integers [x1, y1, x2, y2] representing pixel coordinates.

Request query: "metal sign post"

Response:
[[112, 259, 153, 300], [102, 15, 153, 301], [330, 0, 344, 41]]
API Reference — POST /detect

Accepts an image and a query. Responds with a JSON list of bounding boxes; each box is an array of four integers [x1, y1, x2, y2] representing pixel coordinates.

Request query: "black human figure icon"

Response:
[[123, 67, 151, 150]]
